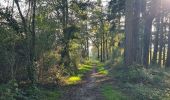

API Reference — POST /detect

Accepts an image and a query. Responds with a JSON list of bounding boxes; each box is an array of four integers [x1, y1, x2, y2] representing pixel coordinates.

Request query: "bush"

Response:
[[128, 84, 163, 100], [37, 51, 64, 84], [0, 81, 61, 100], [112, 64, 170, 100], [114, 65, 152, 84], [0, 80, 27, 100]]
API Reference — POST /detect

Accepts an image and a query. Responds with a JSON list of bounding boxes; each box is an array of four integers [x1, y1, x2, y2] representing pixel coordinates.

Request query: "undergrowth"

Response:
[[101, 84, 126, 100], [110, 64, 170, 100], [0, 80, 60, 100]]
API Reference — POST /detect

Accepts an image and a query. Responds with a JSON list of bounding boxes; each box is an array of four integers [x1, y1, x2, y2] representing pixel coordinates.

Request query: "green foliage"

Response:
[[24, 86, 60, 100], [114, 65, 151, 83], [98, 68, 108, 75], [0, 80, 26, 100], [64, 25, 80, 41], [108, 0, 125, 31], [69, 38, 81, 72], [109, 0, 125, 15], [70, 0, 91, 20], [111, 33, 124, 63], [111, 64, 170, 100], [96, 64, 108, 75], [0, 25, 25, 82], [36, 31, 56, 58], [43, 51, 60, 70], [0, 81, 61, 100]]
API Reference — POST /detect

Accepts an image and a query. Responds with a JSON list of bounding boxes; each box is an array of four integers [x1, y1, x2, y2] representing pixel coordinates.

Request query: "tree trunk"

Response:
[[158, 17, 163, 65], [152, 17, 160, 64], [149, 43, 152, 64], [61, 0, 70, 67], [166, 19, 170, 67], [106, 36, 109, 60], [14, 0, 36, 84], [124, 0, 135, 66], [101, 37, 103, 62], [133, 0, 140, 63], [97, 46, 100, 60], [143, 17, 153, 67], [86, 37, 89, 59], [29, 0, 36, 84], [163, 43, 166, 66], [103, 32, 105, 62]]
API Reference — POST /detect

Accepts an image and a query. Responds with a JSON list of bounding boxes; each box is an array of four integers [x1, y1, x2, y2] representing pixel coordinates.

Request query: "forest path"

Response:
[[61, 65, 111, 100]]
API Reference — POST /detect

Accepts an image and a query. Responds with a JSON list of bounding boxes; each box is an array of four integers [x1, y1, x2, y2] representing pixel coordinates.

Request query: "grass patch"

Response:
[[78, 64, 93, 75], [40, 89, 60, 100], [101, 84, 126, 100], [63, 63, 93, 85], [99, 70, 108, 75], [64, 76, 81, 85], [97, 67, 108, 75], [63, 60, 106, 85], [96, 63, 108, 75], [83, 60, 100, 65]]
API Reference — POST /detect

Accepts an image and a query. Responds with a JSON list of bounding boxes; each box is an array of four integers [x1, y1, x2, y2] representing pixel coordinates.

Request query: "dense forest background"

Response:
[[1, 0, 170, 100]]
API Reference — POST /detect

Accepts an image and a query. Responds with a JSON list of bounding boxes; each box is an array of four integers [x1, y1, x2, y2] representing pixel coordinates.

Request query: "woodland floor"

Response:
[[61, 65, 113, 100]]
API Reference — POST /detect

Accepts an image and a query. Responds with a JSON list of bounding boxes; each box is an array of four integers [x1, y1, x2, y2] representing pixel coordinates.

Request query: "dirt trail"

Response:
[[61, 66, 110, 100]]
